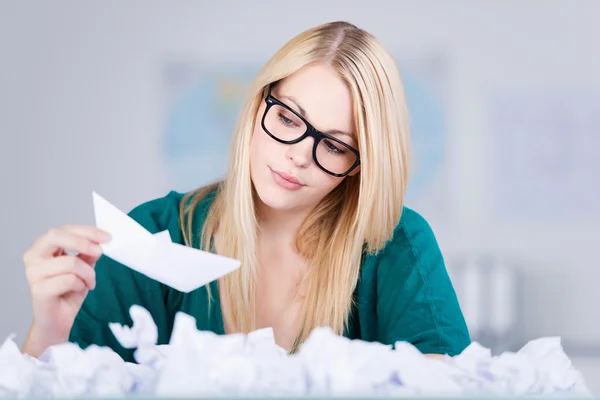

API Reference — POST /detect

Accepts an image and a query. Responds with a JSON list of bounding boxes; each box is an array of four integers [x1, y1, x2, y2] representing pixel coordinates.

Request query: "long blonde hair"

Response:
[[179, 21, 411, 351]]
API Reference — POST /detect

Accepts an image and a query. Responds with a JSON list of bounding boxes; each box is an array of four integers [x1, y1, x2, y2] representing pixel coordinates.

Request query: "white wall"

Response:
[[1, 0, 598, 391]]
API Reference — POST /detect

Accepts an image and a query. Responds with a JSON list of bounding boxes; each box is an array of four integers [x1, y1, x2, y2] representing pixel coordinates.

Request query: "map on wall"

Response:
[[161, 56, 450, 223]]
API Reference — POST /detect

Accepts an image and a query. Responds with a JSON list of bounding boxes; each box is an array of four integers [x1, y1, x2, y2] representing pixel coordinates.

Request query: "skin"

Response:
[[21, 225, 109, 357], [21, 62, 447, 361], [235, 63, 359, 350]]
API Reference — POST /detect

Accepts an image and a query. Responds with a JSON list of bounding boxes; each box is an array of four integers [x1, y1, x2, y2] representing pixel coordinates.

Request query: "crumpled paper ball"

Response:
[[0, 305, 591, 397]]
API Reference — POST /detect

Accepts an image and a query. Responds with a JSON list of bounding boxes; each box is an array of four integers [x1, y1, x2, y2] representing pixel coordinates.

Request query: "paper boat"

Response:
[[92, 192, 240, 293]]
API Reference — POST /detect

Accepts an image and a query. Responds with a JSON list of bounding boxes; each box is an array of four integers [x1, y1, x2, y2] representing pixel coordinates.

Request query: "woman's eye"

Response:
[[324, 140, 346, 154], [278, 113, 294, 125]]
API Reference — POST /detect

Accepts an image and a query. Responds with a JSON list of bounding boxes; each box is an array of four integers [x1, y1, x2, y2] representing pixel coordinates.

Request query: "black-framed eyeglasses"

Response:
[[260, 86, 361, 178]]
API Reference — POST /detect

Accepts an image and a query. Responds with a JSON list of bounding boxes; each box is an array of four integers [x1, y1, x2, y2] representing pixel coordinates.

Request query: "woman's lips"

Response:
[[269, 167, 305, 190]]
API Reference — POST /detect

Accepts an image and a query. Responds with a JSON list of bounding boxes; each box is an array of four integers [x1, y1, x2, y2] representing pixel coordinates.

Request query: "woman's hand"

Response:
[[21, 225, 110, 357]]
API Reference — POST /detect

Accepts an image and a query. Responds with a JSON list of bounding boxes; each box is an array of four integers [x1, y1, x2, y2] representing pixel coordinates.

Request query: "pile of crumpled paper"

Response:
[[0, 305, 591, 397]]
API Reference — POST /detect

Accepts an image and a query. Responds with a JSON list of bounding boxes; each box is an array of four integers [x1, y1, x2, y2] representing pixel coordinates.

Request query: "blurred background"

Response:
[[1, 0, 598, 392]]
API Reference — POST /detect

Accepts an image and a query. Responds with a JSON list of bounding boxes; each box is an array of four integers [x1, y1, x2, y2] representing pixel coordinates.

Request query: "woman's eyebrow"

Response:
[[281, 95, 307, 117], [326, 129, 355, 141], [282, 95, 355, 140]]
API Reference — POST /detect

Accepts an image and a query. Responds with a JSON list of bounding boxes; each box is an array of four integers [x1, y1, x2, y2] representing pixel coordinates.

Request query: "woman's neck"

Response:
[[257, 202, 311, 250]]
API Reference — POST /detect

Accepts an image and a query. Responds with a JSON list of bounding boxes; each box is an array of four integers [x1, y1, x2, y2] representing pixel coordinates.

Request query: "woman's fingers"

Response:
[[24, 225, 110, 265], [26, 255, 97, 290], [36, 273, 88, 298]]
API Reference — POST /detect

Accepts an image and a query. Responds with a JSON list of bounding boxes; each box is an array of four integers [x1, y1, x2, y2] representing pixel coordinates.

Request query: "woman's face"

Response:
[[249, 63, 359, 214]]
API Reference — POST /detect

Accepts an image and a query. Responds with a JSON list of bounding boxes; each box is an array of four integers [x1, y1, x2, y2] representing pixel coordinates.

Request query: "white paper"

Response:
[[0, 304, 592, 397], [92, 192, 241, 293]]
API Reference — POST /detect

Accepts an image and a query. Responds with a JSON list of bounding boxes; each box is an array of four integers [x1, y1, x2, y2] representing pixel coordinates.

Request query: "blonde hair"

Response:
[[179, 21, 411, 351]]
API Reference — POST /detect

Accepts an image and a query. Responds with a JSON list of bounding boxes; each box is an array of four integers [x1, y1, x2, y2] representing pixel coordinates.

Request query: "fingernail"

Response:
[[98, 230, 112, 242], [90, 244, 103, 256]]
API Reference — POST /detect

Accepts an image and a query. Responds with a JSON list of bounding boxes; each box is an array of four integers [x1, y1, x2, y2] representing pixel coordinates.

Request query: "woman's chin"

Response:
[[254, 183, 303, 212], [256, 189, 293, 211]]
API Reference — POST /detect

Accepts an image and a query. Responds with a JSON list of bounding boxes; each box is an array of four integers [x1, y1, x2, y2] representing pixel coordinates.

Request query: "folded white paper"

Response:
[[92, 192, 241, 293], [0, 305, 592, 397]]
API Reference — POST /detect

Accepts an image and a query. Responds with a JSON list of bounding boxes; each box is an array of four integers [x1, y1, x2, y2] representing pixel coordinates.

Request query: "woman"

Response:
[[21, 21, 470, 362]]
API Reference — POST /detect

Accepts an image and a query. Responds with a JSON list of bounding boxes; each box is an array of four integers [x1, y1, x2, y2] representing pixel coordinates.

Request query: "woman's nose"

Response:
[[285, 136, 314, 168]]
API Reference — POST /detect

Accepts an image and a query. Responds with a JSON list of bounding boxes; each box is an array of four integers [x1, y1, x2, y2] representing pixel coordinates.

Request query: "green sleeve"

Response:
[[68, 191, 185, 363], [376, 208, 471, 356]]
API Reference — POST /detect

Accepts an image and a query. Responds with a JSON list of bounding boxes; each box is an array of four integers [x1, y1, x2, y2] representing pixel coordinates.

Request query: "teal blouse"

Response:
[[69, 189, 471, 362]]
